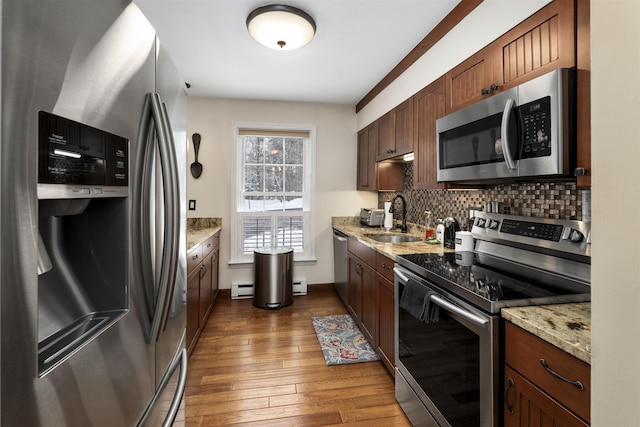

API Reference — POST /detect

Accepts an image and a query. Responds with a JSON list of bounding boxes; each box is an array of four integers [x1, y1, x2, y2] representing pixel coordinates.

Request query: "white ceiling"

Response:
[[134, 0, 461, 105]]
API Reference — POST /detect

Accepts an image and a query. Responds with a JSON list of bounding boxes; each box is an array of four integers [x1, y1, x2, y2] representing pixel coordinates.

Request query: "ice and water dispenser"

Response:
[[37, 111, 129, 376]]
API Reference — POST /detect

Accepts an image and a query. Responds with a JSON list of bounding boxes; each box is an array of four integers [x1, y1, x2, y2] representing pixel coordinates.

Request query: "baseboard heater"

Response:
[[231, 280, 308, 299]]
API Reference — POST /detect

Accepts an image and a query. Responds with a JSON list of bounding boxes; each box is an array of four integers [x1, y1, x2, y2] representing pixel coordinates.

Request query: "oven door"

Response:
[[394, 266, 499, 427]]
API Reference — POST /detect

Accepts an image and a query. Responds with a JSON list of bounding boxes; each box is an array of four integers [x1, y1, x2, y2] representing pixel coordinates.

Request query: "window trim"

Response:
[[230, 122, 317, 265]]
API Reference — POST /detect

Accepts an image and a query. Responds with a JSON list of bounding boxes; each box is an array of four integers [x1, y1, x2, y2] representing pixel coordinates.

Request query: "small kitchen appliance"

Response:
[[394, 212, 590, 427], [442, 217, 460, 249], [437, 68, 576, 183], [360, 208, 385, 227]]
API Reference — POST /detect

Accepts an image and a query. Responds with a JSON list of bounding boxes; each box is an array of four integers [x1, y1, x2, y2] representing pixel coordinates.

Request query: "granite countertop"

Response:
[[333, 217, 591, 364], [332, 216, 454, 259], [502, 303, 591, 364], [187, 217, 222, 252]]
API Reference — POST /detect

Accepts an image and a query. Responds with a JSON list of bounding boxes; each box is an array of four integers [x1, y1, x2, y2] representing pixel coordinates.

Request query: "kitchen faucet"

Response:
[[388, 195, 408, 233]]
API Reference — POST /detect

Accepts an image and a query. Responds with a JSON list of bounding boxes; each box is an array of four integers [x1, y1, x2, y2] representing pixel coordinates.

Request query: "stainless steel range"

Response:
[[393, 212, 591, 427]]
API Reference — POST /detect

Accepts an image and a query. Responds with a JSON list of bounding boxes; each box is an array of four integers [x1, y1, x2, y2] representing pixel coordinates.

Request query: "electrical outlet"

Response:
[[188, 200, 196, 210]]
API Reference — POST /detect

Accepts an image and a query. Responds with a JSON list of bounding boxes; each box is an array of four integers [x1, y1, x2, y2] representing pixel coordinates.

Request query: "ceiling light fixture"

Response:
[[246, 4, 316, 50]]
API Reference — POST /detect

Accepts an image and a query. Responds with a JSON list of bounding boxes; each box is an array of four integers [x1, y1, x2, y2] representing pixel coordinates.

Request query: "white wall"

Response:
[[591, 1, 640, 424], [357, 0, 551, 130], [186, 97, 377, 289]]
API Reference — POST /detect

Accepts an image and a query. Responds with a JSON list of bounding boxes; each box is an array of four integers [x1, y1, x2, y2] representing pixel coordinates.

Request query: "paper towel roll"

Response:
[[384, 202, 393, 229]]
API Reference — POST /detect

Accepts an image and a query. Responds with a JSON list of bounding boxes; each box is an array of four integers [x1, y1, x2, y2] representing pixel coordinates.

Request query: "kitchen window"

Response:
[[231, 123, 316, 264]]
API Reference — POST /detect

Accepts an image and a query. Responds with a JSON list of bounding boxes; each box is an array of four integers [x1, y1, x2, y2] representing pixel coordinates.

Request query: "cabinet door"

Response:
[[347, 254, 363, 322], [359, 262, 377, 346], [494, 0, 575, 89], [377, 273, 395, 375], [376, 111, 394, 161], [504, 366, 589, 427], [445, 46, 495, 114], [357, 123, 377, 190], [199, 253, 213, 328], [211, 246, 219, 304], [186, 267, 200, 355], [414, 76, 446, 190], [393, 97, 414, 158], [575, 0, 590, 187]]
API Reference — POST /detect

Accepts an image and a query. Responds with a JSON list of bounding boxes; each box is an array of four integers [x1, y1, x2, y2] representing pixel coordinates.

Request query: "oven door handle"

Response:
[[430, 295, 489, 328]]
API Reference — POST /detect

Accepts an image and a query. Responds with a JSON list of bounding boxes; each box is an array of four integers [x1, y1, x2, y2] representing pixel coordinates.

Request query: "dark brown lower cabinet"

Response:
[[186, 266, 201, 355], [186, 230, 220, 356], [504, 366, 588, 427], [346, 236, 396, 376], [376, 271, 395, 375], [504, 321, 590, 426]]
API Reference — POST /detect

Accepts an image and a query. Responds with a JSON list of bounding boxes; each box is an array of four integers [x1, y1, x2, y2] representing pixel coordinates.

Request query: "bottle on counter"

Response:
[[436, 220, 445, 243], [424, 211, 435, 241]]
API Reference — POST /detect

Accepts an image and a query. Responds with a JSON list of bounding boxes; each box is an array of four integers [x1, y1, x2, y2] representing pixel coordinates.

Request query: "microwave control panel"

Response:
[[519, 96, 551, 159]]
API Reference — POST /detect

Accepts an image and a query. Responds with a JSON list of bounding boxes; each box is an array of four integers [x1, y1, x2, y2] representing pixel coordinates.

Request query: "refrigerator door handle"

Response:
[[132, 92, 180, 344], [136, 348, 188, 427], [132, 93, 159, 343], [156, 99, 180, 334], [161, 348, 187, 427], [148, 93, 179, 343]]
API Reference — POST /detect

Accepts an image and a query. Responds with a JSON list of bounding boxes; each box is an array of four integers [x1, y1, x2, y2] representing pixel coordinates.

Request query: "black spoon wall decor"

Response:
[[191, 133, 203, 178]]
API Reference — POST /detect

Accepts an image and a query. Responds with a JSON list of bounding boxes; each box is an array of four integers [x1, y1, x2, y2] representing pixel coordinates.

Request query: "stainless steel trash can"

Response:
[[253, 247, 293, 309]]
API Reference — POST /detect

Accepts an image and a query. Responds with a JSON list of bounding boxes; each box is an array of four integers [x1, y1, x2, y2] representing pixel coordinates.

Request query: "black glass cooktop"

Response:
[[396, 251, 590, 314]]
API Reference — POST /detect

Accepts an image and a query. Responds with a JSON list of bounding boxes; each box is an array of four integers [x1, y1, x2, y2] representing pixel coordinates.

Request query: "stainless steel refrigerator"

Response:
[[1, 0, 188, 425]]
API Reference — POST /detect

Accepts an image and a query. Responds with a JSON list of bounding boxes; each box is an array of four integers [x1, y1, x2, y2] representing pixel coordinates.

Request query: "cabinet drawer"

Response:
[[505, 321, 590, 422], [187, 244, 203, 275], [202, 235, 216, 258], [348, 237, 376, 266], [376, 253, 395, 282]]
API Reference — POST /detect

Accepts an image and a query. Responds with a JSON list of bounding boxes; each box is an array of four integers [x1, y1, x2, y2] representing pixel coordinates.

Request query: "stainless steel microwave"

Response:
[[436, 68, 575, 183]]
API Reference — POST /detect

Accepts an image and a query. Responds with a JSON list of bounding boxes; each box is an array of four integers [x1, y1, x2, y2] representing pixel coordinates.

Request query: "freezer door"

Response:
[[1, 1, 158, 426]]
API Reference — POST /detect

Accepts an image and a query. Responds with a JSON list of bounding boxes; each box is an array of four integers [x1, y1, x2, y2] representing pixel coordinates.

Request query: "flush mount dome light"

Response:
[[246, 4, 316, 50]]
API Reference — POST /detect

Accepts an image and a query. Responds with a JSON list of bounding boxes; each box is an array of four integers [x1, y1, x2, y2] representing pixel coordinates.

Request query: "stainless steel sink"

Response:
[[365, 234, 421, 243]]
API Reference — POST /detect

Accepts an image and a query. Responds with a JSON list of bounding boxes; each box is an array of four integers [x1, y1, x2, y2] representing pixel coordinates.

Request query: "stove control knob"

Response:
[[476, 218, 486, 228], [561, 227, 584, 242], [487, 219, 500, 230]]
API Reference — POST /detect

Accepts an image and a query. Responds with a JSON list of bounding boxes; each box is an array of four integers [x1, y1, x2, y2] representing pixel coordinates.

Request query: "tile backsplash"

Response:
[[379, 162, 587, 228]]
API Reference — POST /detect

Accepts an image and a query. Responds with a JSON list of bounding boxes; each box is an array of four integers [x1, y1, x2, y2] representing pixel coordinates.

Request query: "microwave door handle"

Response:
[[501, 98, 517, 170]]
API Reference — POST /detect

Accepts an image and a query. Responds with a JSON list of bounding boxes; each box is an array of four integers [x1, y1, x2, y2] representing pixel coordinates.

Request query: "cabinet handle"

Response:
[[207, 243, 212, 248], [574, 167, 589, 177], [192, 254, 199, 261], [481, 88, 490, 95], [539, 359, 585, 390], [504, 377, 515, 414], [490, 83, 500, 92], [381, 262, 393, 271], [199, 264, 207, 279]]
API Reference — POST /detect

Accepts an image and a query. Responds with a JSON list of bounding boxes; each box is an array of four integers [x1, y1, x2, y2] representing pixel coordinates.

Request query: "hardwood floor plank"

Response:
[[185, 284, 410, 426]]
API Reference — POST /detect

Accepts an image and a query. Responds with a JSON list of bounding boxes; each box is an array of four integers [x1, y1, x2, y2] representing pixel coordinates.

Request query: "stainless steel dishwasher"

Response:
[[332, 228, 348, 305]]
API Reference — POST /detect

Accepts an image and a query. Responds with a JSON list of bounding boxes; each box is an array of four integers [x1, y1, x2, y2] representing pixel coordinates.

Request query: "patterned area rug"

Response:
[[311, 314, 381, 365]]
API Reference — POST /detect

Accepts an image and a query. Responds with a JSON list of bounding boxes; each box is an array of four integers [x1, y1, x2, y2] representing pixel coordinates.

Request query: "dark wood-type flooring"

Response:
[[185, 284, 411, 426]]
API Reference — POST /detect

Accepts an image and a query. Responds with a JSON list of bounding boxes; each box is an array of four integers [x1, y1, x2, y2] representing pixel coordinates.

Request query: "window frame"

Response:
[[230, 122, 316, 264]]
